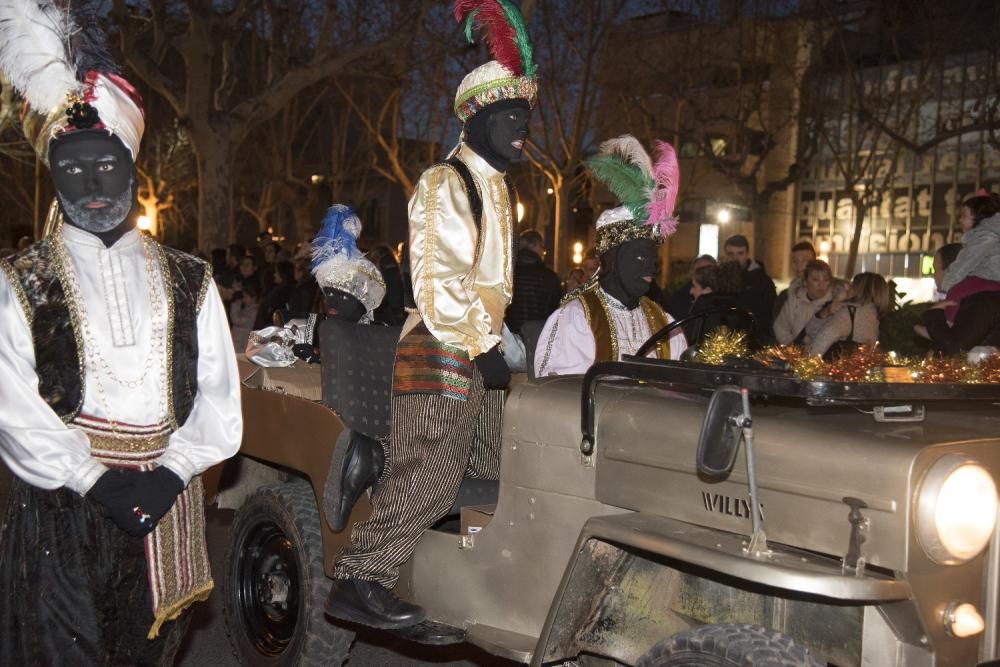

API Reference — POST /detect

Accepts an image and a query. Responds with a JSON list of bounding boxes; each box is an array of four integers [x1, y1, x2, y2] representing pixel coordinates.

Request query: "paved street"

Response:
[[0, 467, 513, 667]]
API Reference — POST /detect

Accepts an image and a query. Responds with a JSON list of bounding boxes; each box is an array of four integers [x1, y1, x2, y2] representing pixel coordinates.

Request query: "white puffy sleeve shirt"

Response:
[[0, 226, 242, 495]]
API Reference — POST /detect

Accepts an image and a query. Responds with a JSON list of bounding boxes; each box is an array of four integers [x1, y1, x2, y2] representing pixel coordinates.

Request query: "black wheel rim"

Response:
[[235, 520, 301, 656]]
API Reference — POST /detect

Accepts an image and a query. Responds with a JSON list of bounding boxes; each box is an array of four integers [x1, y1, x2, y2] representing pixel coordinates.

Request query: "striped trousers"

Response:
[[333, 367, 503, 586]]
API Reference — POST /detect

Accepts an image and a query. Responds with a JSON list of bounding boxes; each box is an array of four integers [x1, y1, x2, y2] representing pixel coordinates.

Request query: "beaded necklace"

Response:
[[52, 228, 169, 430], [596, 288, 646, 358]]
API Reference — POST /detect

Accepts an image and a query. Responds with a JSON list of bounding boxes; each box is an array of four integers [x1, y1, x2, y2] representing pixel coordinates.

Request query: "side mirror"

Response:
[[696, 386, 744, 476]]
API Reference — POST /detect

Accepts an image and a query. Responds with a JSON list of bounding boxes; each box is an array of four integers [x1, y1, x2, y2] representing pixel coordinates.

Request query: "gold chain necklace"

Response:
[[597, 289, 644, 358]]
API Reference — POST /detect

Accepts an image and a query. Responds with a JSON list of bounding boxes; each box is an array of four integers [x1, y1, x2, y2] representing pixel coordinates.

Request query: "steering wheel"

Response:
[[632, 306, 756, 359]]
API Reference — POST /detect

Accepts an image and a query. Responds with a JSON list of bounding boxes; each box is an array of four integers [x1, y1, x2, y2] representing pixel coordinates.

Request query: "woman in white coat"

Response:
[[773, 260, 833, 344]]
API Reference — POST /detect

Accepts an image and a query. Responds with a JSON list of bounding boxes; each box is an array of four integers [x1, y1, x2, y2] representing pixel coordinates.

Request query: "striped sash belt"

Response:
[[392, 322, 474, 401], [73, 414, 213, 639]]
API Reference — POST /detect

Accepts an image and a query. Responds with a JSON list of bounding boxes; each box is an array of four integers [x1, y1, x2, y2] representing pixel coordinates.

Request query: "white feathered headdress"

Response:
[[0, 0, 144, 162]]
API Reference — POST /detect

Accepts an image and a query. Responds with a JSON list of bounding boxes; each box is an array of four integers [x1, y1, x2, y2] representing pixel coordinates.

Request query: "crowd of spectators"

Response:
[[650, 191, 1000, 362], [9, 191, 996, 365], [222, 189, 1000, 365], [209, 231, 408, 351]]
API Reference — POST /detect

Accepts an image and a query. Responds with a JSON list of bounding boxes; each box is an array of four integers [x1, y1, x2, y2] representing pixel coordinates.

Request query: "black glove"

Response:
[[88, 470, 147, 538], [474, 345, 511, 390], [120, 466, 186, 536], [292, 343, 320, 364]]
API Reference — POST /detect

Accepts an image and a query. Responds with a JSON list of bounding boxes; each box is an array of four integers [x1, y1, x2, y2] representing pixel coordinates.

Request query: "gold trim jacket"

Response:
[[408, 144, 515, 358]]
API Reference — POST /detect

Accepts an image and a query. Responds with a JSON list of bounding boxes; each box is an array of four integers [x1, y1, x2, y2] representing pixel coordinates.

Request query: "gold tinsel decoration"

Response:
[[791, 355, 825, 381], [977, 355, 1000, 384], [753, 344, 804, 367], [729, 341, 1000, 385], [824, 343, 886, 383], [915, 356, 973, 384], [696, 327, 748, 366]]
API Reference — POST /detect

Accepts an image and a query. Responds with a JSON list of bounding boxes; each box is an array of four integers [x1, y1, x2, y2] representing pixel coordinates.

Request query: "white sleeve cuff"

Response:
[[155, 449, 197, 486], [65, 457, 110, 496]]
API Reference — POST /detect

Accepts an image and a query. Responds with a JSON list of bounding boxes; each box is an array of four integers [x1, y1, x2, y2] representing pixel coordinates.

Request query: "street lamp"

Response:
[[137, 215, 153, 235], [546, 187, 554, 195], [572, 241, 583, 265]]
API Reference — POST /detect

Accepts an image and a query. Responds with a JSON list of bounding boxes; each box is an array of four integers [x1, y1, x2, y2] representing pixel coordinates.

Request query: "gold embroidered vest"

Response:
[[577, 289, 671, 362]]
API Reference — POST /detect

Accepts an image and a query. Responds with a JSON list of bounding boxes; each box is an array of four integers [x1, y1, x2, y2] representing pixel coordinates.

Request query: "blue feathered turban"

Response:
[[311, 205, 386, 318]]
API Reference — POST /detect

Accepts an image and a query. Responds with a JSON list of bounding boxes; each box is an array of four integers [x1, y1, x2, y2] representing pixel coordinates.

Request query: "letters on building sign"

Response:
[[796, 150, 1000, 256]]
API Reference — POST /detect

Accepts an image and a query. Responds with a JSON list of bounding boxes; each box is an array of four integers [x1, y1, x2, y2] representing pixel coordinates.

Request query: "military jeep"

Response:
[[216, 319, 1000, 666]]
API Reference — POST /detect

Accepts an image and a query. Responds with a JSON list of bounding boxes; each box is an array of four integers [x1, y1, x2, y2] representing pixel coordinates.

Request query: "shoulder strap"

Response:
[[639, 296, 672, 360], [847, 304, 857, 340], [441, 157, 482, 233]]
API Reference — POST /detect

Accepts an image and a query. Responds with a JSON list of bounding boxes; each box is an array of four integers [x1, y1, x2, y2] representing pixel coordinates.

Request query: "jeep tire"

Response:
[[224, 479, 354, 666], [637, 624, 824, 666]]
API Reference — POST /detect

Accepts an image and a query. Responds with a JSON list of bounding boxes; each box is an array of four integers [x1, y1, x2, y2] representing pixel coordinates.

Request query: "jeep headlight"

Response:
[[916, 455, 998, 564]]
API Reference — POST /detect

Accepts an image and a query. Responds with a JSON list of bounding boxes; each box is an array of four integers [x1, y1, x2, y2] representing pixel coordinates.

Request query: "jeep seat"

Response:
[[320, 318, 400, 439]]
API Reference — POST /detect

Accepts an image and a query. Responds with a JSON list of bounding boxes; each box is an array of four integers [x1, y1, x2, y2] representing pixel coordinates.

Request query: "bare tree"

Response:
[[522, 0, 633, 274], [111, 0, 432, 251], [135, 117, 196, 241], [600, 1, 817, 278], [802, 0, 998, 276], [332, 6, 465, 202]]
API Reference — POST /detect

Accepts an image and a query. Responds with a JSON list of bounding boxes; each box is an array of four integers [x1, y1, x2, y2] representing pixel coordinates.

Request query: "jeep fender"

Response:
[[532, 512, 913, 667]]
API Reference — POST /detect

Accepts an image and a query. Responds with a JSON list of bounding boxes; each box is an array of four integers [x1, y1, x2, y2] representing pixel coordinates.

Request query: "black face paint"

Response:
[[323, 287, 366, 323], [49, 131, 136, 242], [599, 238, 658, 309], [465, 98, 531, 173]]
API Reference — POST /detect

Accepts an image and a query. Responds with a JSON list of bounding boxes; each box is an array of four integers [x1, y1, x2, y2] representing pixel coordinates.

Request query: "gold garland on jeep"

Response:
[[693, 328, 1000, 384]]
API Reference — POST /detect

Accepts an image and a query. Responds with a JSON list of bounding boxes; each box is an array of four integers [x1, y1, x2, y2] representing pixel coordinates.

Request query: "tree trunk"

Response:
[[552, 178, 571, 277], [844, 196, 866, 278], [195, 139, 235, 252]]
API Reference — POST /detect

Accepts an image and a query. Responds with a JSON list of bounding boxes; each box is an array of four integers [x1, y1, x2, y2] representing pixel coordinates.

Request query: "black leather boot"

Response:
[[324, 431, 385, 532], [325, 578, 426, 629]]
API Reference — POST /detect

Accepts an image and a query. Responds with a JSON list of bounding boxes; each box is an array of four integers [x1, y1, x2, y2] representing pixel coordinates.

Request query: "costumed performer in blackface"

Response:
[[324, 0, 536, 628], [306, 204, 393, 532], [0, 2, 242, 663], [313, 204, 387, 325], [287, 204, 387, 364], [535, 135, 687, 376]]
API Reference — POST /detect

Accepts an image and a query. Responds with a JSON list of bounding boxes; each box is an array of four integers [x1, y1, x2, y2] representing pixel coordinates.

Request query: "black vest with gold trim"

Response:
[[0, 236, 210, 427]]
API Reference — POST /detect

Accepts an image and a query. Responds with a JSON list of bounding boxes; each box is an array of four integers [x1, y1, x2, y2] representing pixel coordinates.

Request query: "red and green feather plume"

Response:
[[454, 0, 537, 78]]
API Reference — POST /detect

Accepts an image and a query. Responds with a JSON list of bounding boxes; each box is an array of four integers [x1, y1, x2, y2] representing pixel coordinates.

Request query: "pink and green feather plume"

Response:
[[588, 134, 681, 236]]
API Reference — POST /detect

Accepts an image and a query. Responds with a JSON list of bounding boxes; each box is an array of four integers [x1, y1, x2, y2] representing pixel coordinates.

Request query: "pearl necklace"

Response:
[[53, 228, 169, 425]]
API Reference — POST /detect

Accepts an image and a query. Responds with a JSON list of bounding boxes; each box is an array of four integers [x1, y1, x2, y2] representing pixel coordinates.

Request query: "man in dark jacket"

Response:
[[506, 230, 563, 334], [666, 254, 716, 320], [724, 234, 776, 345]]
